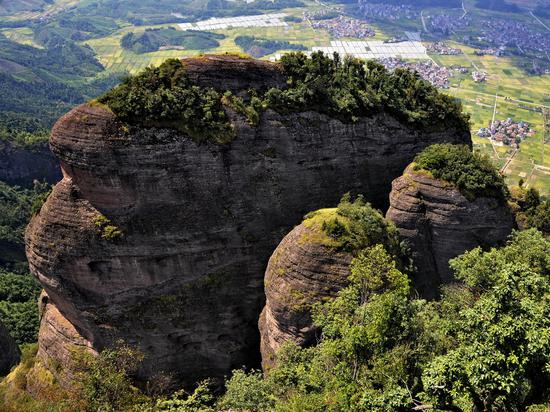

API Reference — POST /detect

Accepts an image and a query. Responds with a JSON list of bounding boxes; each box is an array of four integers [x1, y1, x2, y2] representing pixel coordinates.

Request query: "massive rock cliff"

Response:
[[386, 165, 514, 298], [259, 202, 402, 369], [0, 319, 20, 376], [0, 140, 61, 186], [259, 211, 353, 369], [25, 55, 470, 386]]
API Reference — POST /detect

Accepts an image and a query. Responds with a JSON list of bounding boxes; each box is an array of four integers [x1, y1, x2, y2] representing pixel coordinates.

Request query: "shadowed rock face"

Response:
[[0, 319, 20, 376], [386, 165, 514, 299], [0, 140, 61, 186], [25, 55, 471, 386], [259, 223, 352, 369]]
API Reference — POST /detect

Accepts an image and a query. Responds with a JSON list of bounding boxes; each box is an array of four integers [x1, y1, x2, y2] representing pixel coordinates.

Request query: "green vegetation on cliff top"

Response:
[[98, 53, 470, 143], [303, 194, 403, 258], [414, 144, 508, 201], [97, 58, 234, 143]]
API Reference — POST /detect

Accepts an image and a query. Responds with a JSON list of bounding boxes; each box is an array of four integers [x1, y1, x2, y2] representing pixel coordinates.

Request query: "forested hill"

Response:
[[0, 32, 122, 144], [0, 0, 52, 16]]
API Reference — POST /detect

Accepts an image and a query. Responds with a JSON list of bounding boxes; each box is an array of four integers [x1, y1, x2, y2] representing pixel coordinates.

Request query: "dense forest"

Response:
[[0, 181, 49, 348], [235, 35, 307, 58], [98, 53, 470, 144], [0, 32, 122, 143], [120, 29, 224, 54]]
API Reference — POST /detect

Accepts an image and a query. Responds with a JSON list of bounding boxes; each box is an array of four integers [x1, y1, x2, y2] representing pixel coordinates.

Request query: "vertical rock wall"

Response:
[[386, 165, 514, 298], [25, 56, 471, 386]]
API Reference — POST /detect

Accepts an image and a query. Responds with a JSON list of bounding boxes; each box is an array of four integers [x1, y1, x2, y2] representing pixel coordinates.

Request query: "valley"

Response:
[[0, 0, 549, 194]]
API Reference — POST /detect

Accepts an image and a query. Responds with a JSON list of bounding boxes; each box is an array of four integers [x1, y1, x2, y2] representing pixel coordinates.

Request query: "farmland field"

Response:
[[2, 0, 549, 194]]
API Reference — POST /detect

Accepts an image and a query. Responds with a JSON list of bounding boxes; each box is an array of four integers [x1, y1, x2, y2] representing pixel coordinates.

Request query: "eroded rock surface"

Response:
[[259, 222, 353, 369], [0, 319, 20, 376], [26, 55, 470, 386], [386, 165, 514, 298], [0, 140, 61, 186]]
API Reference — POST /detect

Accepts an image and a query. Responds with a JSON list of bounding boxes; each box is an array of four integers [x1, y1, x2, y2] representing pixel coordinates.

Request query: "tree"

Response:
[[423, 230, 550, 411], [71, 341, 148, 412]]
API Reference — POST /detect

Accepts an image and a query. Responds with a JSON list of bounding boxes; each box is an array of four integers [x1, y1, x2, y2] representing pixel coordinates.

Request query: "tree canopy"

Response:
[[98, 53, 470, 144], [413, 144, 508, 201]]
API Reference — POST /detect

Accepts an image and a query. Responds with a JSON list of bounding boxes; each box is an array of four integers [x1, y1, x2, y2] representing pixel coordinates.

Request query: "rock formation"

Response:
[[259, 211, 353, 369], [386, 165, 514, 298], [26, 55, 470, 386], [0, 139, 61, 186], [0, 319, 20, 376]]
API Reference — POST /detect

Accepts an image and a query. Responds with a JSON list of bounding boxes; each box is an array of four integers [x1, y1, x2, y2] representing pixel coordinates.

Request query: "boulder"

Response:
[[386, 165, 514, 298]]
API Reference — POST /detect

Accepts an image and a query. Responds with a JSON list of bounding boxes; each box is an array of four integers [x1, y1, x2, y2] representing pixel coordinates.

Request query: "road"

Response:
[[500, 148, 518, 174], [491, 91, 499, 124], [530, 11, 550, 32], [420, 10, 428, 32], [489, 89, 500, 158], [460, 50, 480, 71], [461, 0, 468, 19]]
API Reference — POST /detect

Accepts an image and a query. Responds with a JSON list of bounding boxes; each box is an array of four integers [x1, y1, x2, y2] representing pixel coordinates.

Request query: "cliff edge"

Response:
[[386, 158, 513, 298], [26, 55, 471, 386]]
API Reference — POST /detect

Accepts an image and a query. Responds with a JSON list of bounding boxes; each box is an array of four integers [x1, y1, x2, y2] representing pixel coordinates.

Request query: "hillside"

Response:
[[0, 0, 52, 15]]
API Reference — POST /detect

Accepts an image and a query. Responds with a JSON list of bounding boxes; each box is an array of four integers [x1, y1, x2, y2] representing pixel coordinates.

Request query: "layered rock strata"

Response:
[[259, 219, 353, 369], [386, 165, 514, 298], [0, 319, 20, 376], [0, 139, 61, 186], [26, 55, 470, 386]]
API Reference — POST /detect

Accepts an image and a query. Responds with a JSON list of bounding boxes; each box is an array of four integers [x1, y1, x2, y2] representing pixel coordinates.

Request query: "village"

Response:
[[479, 19, 550, 54], [358, 2, 418, 21], [379, 57, 452, 88], [427, 42, 462, 55], [477, 118, 535, 148], [308, 15, 376, 39]]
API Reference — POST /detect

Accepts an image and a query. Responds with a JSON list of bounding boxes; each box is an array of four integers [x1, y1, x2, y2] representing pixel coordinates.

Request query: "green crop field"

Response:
[[428, 34, 550, 195], [4, 0, 548, 195]]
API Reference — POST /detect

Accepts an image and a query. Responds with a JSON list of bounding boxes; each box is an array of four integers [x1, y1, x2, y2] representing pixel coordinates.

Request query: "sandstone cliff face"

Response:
[[386, 165, 513, 298], [0, 319, 20, 376], [0, 140, 61, 186], [259, 221, 352, 369], [26, 55, 471, 386]]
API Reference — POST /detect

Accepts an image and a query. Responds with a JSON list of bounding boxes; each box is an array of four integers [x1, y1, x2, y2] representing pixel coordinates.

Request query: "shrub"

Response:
[[217, 369, 274, 411], [93, 214, 123, 240], [151, 380, 214, 412], [71, 341, 148, 412], [266, 52, 470, 130], [413, 144, 507, 200], [97, 59, 235, 144]]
